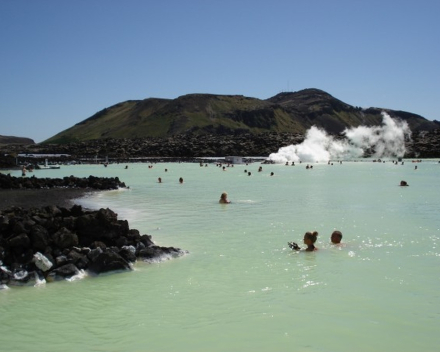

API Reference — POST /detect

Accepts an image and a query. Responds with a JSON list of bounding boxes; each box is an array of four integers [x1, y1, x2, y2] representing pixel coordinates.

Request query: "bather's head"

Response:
[[219, 192, 230, 204], [331, 230, 343, 244], [304, 231, 318, 245]]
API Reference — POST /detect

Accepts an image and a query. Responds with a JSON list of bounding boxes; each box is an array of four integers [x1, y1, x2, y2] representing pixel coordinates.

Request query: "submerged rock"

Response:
[[138, 246, 188, 263], [8, 269, 38, 286], [88, 250, 131, 274], [119, 246, 137, 263], [48, 263, 80, 280]]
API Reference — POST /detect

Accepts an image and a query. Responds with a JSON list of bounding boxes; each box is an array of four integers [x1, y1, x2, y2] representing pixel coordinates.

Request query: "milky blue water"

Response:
[[1, 160, 440, 352]]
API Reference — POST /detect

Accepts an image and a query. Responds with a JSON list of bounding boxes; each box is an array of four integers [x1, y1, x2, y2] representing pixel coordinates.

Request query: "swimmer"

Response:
[[179, 177, 183, 184], [288, 231, 319, 252], [303, 231, 318, 251], [330, 230, 343, 244], [219, 192, 231, 204], [400, 180, 409, 186], [158, 177, 162, 183], [270, 172, 274, 176]]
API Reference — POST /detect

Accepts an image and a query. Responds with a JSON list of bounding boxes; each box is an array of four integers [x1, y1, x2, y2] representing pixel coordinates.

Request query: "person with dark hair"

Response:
[[219, 192, 231, 204], [288, 231, 319, 252], [303, 231, 318, 251], [331, 230, 343, 244]]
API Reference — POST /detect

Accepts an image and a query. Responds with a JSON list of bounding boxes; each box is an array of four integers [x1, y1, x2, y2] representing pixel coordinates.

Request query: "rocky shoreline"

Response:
[[1, 129, 438, 167], [0, 175, 188, 289], [0, 172, 127, 190]]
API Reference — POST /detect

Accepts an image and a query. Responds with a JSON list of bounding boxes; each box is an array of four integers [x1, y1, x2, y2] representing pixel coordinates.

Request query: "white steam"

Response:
[[268, 112, 411, 163]]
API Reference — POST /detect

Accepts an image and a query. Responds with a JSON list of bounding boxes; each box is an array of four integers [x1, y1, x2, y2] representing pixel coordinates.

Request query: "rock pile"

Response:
[[0, 205, 188, 288], [2, 132, 306, 162], [3, 129, 440, 163], [0, 173, 126, 190], [406, 129, 440, 158]]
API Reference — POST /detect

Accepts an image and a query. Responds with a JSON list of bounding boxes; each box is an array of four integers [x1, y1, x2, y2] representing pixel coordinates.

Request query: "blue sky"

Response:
[[1, 0, 439, 142]]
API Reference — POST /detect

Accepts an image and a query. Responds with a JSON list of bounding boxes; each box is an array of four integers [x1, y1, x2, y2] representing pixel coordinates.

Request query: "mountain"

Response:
[[43, 89, 439, 144], [0, 135, 35, 145]]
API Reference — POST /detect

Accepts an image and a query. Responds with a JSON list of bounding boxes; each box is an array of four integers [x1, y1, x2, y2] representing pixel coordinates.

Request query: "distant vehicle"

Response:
[[38, 159, 61, 170]]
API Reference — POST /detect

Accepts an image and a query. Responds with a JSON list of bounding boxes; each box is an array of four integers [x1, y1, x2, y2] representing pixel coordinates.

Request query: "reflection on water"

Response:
[[1, 160, 440, 352]]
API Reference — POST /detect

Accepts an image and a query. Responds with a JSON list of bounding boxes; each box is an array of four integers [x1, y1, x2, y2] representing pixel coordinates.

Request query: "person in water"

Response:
[[288, 231, 319, 251], [219, 192, 231, 204], [330, 230, 343, 244], [303, 231, 318, 251], [179, 177, 183, 184]]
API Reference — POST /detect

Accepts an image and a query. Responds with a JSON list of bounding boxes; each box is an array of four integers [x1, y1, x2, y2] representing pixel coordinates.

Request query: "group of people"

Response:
[[157, 177, 184, 183], [218, 192, 343, 251], [288, 230, 343, 252]]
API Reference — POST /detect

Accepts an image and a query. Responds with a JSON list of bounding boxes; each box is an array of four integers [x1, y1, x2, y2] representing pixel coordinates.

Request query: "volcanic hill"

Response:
[[43, 89, 439, 144], [0, 135, 35, 145]]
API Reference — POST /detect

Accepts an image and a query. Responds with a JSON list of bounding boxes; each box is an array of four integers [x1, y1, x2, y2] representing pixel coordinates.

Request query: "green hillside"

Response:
[[43, 89, 439, 144], [0, 135, 35, 145]]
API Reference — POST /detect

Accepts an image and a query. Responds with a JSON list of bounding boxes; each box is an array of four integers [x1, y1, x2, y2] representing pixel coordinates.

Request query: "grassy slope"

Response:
[[43, 89, 437, 144]]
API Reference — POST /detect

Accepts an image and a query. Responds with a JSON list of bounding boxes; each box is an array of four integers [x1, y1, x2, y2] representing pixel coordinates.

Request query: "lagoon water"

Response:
[[1, 160, 440, 352]]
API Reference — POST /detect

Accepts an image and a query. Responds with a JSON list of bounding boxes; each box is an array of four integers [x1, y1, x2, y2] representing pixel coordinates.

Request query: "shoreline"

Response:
[[0, 188, 98, 211]]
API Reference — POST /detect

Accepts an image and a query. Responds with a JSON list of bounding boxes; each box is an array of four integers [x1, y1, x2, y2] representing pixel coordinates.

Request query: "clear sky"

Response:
[[1, 0, 439, 143]]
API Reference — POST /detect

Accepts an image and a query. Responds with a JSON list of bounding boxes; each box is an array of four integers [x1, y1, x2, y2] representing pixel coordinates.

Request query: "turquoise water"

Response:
[[1, 160, 440, 352]]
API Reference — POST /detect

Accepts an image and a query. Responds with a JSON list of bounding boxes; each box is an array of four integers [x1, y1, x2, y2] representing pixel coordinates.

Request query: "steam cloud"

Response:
[[268, 112, 411, 163]]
